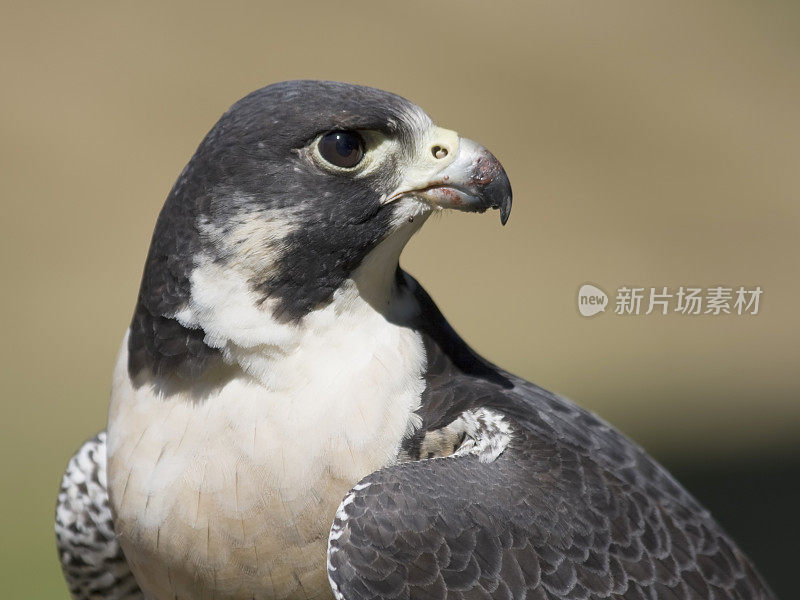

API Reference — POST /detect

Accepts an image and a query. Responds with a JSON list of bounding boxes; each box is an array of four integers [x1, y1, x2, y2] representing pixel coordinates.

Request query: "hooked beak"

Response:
[[387, 131, 513, 225]]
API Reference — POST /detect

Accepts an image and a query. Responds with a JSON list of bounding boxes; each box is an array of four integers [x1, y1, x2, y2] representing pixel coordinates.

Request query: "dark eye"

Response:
[[318, 131, 365, 168]]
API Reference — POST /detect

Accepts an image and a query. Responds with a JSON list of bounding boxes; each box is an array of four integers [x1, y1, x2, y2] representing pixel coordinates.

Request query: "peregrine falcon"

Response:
[[55, 80, 775, 600]]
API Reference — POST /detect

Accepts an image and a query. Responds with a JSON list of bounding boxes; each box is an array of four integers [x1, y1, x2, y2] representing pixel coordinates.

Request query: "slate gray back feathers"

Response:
[[328, 272, 777, 600]]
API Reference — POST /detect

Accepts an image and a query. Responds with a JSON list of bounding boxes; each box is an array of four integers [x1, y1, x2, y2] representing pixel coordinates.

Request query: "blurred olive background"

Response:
[[2, 1, 798, 597]]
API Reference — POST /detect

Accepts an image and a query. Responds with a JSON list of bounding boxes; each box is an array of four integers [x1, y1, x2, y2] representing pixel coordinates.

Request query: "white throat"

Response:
[[171, 211, 429, 388]]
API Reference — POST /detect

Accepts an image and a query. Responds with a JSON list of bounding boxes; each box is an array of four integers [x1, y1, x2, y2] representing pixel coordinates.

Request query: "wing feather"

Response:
[[328, 426, 775, 600], [55, 432, 143, 600]]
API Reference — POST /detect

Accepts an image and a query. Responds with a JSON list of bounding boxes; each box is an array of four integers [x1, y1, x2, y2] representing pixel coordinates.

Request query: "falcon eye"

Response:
[[318, 131, 365, 169]]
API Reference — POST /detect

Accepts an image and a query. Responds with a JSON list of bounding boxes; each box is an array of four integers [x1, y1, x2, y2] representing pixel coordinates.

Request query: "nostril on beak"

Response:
[[431, 145, 449, 160]]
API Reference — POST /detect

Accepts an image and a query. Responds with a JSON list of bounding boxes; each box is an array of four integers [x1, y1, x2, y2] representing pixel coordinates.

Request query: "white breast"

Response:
[[106, 265, 426, 600]]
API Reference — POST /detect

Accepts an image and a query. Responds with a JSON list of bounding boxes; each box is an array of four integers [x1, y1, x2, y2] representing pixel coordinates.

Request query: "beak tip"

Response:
[[499, 197, 512, 225]]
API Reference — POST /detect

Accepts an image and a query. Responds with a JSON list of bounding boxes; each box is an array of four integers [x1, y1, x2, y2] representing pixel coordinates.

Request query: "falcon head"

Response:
[[132, 80, 511, 378]]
